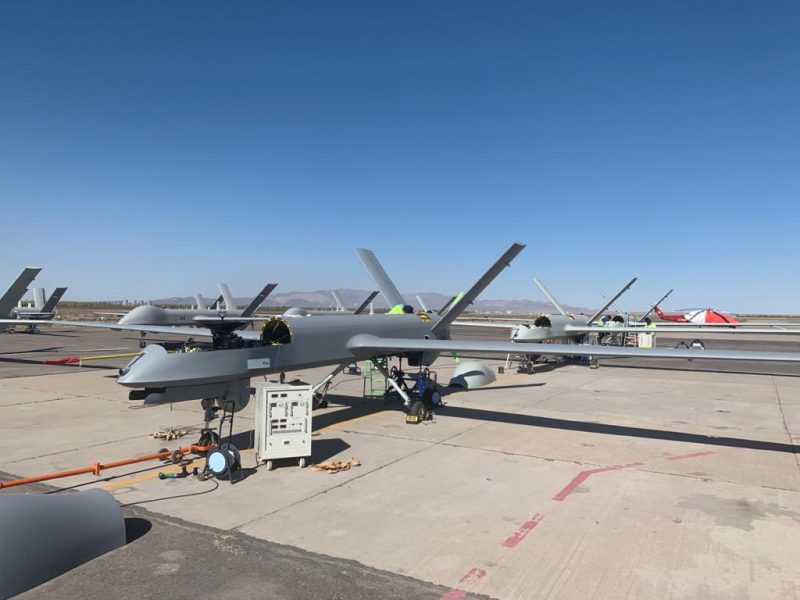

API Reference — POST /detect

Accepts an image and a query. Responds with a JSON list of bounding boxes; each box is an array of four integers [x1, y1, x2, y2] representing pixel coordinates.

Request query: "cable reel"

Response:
[[205, 443, 241, 480]]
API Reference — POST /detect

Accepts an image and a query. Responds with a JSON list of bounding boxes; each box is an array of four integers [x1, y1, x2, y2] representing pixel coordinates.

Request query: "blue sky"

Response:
[[1, 2, 798, 311]]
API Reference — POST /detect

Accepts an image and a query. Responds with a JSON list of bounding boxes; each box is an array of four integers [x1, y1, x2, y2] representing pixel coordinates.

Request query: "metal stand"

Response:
[[371, 359, 412, 406]]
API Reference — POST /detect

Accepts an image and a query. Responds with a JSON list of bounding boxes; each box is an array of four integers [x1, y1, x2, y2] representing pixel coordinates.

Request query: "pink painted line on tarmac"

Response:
[[439, 568, 487, 600], [502, 513, 544, 548], [553, 461, 644, 502], [665, 451, 714, 461], [458, 568, 486, 586]]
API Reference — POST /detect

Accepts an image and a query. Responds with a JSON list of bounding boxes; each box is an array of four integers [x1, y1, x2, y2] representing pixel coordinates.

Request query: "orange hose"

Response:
[[0, 444, 212, 490]]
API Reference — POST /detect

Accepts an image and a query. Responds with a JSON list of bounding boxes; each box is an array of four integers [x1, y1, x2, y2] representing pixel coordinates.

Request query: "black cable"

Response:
[[118, 478, 219, 507]]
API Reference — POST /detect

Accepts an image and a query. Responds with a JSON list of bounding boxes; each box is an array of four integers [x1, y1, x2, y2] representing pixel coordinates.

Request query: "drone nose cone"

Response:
[[118, 305, 166, 325], [117, 344, 168, 386]]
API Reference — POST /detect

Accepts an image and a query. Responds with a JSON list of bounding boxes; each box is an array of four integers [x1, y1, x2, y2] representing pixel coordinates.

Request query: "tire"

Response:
[[408, 400, 425, 422], [265, 460, 274, 471], [197, 430, 220, 448], [298, 457, 307, 468]]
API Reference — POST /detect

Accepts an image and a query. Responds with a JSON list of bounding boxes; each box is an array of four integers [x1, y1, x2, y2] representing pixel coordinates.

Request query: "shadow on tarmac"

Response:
[[600, 360, 800, 378], [3, 331, 80, 338], [0, 346, 64, 356], [316, 392, 797, 454], [438, 404, 798, 454], [467, 382, 546, 392], [225, 427, 352, 464], [125, 517, 152, 543]]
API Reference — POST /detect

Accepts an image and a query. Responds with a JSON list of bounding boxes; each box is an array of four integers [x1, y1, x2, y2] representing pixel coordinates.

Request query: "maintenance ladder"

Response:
[[363, 358, 389, 399]]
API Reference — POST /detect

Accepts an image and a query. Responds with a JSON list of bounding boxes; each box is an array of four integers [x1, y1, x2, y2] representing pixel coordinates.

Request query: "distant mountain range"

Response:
[[151, 288, 594, 315]]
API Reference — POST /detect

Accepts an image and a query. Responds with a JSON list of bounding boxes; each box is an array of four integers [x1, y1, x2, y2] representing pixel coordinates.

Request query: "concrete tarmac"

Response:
[[1, 325, 799, 599]]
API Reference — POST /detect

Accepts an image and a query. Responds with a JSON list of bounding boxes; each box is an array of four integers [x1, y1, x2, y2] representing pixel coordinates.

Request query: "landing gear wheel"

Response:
[[312, 392, 328, 410], [298, 457, 307, 468], [523, 360, 534, 374], [139, 339, 146, 349], [265, 460, 274, 471], [170, 449, 185, 463], [407, 400, 425, 424], [197, 430, 220, 448]]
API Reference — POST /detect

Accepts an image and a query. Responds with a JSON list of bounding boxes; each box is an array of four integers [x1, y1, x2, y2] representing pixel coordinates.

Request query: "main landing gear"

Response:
[[311, 363, 349, 409], [197, 398, 222, 447], [371, 359, 442, 424]]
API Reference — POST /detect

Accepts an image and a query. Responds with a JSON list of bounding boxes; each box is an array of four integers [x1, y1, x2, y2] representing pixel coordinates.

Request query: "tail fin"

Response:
[[218, 283, 238, 311], [331, 290, 345, 311], [353, 291, 379, 315], [0, 267, 41, 317], [640, 289, 673, 321], [532, 278, 568, 317], [33, 288, 46, 310], [586, 277, 637, 325], [41, 287, 67, 313], [415, 295, 431, 313], [241, 284, 278, 317], [195, 294, 207, 310], [431, 242, 526, 337], [210, 294, 224, 310], [355, 249, 405, 308], [598, 290, 624, 317]]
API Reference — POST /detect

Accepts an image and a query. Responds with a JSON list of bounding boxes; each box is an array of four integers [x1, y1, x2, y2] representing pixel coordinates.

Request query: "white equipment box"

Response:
[[255, 382, 313, 469]]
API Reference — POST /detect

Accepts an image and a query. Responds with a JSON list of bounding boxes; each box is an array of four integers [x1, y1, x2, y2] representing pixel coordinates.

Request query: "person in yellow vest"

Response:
[[597, 315, 609, 345], [639, 317, 656, 348], [388, 304, 415, 315]]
